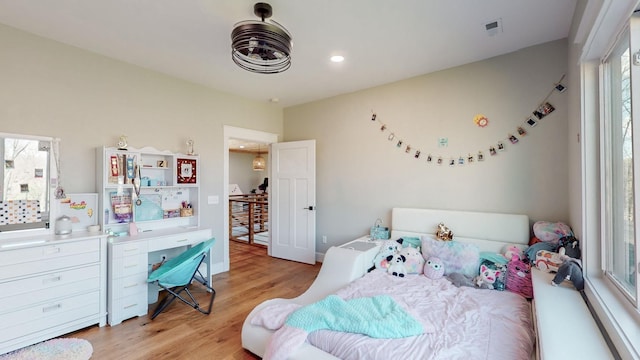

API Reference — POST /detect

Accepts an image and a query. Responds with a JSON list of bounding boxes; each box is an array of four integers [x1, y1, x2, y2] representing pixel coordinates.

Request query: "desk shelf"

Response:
[[96, 146, 200, 236]]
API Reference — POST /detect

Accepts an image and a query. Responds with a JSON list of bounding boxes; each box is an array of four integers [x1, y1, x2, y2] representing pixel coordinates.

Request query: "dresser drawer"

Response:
[[109, 293, 148, 325], [0, 291, 100, 343], [0, 239, 100, 281], [111, 241, 148, 258], [110, 273, 148, 299], [0, 238, 100, 265], [110, 253, 148, 278], [148, 230, 209, 252], [0, 264, 100, 312]]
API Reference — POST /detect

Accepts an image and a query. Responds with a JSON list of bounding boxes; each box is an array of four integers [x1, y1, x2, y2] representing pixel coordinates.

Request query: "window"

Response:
[[0, 134, 51, 231], [602, 22, 639, 305]]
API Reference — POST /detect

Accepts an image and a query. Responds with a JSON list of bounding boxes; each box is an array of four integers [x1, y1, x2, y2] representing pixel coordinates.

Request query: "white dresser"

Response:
[[107, 227, 212, 325], [0, 233, 107, 355]]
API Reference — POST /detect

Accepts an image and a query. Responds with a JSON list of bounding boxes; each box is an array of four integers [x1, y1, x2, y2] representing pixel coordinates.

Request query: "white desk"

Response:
[[107, 227, 212, 325]]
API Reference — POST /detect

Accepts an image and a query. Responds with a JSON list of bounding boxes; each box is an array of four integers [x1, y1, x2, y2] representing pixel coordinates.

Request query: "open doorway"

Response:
[[222, 126, 278, 272], [228, 139, 270, 246]]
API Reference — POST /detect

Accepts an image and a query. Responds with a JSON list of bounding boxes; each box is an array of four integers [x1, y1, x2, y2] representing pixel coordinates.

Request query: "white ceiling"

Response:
[[0, 0, 577, 109]]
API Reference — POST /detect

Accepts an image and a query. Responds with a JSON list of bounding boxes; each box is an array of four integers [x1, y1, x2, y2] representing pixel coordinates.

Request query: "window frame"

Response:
[[600, 26, 639, 305]]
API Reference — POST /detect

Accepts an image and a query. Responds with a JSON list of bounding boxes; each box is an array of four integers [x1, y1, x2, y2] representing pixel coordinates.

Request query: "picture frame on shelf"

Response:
[[177, 158, 197, 184]]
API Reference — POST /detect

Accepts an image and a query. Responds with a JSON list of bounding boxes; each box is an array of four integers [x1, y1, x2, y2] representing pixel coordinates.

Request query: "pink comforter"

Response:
[[255, 269, 535, 360]]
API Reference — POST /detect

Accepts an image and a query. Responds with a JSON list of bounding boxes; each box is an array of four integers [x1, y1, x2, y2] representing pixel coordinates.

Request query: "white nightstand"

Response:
[[338, 236, 381, 274]]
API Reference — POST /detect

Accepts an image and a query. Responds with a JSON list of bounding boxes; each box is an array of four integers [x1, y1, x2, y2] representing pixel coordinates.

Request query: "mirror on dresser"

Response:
[[0, 132, 57, 234]]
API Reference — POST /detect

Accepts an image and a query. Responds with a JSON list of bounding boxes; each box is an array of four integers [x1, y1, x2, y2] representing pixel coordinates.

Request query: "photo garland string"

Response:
[[370, 74, 567, 167]]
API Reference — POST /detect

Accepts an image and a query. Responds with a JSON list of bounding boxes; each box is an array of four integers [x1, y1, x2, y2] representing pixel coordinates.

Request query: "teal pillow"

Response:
[[479, 251, 508, 265], [399, 236, 421, 249]]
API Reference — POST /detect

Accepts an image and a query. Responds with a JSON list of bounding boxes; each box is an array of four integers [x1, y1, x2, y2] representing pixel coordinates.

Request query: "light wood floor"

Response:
[[69, 241, 321, 359]]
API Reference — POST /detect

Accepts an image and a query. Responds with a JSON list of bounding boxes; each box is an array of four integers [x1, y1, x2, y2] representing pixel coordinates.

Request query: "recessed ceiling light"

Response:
[[239, 145, 245, 149], [330, 55, 344, 63]]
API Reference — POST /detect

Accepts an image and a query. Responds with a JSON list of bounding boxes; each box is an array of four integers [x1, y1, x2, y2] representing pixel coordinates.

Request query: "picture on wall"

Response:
[[177, 158, 197, 184]]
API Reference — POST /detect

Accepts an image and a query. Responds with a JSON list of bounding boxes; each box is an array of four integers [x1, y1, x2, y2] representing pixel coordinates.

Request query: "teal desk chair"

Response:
[[147, 239, 216, 319]]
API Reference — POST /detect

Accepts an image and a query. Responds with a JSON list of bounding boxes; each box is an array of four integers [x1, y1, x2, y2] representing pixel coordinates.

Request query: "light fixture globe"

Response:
[[252, 144, 267, 171], [252, 154, 266, 171], [231, 3, 292, 74]]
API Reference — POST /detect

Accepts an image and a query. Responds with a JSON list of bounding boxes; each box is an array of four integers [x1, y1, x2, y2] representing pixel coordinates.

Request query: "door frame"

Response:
[[223, 125, 278, 272]]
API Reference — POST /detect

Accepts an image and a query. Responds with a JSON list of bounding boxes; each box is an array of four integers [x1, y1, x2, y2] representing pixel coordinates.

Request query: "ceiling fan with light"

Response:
[[231, 2, 293, 74]]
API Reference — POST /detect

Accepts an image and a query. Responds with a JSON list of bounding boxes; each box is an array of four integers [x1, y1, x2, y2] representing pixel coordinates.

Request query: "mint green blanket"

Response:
[[285, 295, 424, 338]]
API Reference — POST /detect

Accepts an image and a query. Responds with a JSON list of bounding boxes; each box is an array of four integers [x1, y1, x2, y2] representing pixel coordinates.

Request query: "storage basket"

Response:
[[370, 218, 390, 240]]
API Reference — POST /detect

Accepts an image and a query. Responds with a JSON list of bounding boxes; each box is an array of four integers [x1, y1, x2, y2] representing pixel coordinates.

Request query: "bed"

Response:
[[242, 208, 534, 360]]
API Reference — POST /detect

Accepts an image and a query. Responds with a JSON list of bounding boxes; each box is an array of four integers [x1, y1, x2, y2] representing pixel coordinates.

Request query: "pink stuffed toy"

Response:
[[503, 245, 523, 261], [424, 257, 445, 280], [505, 256, 533, 299]]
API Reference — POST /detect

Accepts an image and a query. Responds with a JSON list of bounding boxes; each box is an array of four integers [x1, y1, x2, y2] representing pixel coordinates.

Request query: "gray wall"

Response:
[[285, 39, 570, 253], [0, 21, 572, 263], [229, 151, 269, 194], [0, 23, 284, 264]]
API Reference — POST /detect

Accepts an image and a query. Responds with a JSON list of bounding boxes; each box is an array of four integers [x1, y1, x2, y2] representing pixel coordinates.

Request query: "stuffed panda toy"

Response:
[[387, 253, 407, 277], [373, 239, 403, 270]]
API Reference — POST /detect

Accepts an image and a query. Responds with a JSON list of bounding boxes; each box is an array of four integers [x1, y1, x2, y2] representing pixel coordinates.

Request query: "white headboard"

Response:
[[391, 208, 530, 253]]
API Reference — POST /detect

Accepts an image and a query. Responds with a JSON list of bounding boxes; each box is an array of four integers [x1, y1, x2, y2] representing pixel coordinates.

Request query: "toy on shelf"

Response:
[[551, 237, 584, 291]]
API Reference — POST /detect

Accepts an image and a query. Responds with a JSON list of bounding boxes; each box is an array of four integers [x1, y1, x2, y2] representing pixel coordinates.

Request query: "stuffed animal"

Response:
[[559, 236, 581, 258], [445, 264, 502, 290], [424, 257, 445, 280], [533, 221, 573, 244], [445, 272, 475, 287], [400, 246, 425, 274], [436, 222, 454, 241], [473, 264, 502, 290], [551, 238, 584, 291], [373, 239, 403, 270], [505, 256, 533, 298], [387, 253, 407, 277], [503, 245, 523, 261], [534, 249, 564, 272]]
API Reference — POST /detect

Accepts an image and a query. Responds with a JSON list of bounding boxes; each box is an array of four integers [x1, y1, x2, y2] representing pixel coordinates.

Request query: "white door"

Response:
[[270, 140, 316, 264]]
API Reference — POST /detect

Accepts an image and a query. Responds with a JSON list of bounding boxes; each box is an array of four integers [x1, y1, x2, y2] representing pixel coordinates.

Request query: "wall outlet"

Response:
[[322, 235, 327, 244]]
